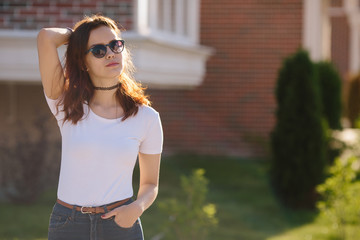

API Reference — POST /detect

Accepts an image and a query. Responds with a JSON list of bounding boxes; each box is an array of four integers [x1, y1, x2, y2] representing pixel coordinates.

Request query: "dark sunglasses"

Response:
[[86, 40, 125, 58]]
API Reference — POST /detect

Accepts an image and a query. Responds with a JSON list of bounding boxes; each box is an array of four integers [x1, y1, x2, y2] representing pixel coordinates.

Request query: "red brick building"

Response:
[[0, 0, 355, 157]]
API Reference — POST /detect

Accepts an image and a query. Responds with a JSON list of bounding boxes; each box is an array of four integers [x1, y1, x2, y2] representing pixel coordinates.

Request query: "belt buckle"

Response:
[[81, 206, 93, 214]]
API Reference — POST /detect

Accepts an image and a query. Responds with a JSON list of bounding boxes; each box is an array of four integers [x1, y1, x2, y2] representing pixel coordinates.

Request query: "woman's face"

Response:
[[85, 26, 123, 86]]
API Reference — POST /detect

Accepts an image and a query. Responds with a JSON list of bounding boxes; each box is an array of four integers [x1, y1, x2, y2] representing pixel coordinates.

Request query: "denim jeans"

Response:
[[48, 199, 144, 240]]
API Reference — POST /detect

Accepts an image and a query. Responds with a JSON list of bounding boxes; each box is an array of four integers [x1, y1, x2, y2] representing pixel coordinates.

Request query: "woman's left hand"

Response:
[[101, 202, 143, 228]]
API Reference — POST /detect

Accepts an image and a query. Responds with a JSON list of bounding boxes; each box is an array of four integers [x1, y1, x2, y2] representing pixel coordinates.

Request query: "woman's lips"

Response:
[[106, 62, 119, 67]]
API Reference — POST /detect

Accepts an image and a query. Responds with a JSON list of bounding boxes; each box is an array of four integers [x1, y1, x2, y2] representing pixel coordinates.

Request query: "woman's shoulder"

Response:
[[137, 104, 160, 119]]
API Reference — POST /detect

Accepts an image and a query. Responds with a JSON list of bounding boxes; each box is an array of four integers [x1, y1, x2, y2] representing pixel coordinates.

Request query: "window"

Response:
[[136, 0, 200, 44]]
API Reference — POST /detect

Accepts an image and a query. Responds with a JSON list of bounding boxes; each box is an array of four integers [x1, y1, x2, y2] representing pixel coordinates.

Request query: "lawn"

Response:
[[0, 155, 343, 239]]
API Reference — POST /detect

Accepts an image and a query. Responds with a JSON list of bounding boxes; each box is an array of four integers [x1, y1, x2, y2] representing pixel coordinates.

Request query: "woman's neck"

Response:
[[89, 76, 120, 107], [91, 89, 118, 108], [89, 89, 124, 119]]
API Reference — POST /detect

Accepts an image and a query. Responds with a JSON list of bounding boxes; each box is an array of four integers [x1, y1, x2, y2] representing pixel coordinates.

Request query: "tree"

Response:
[[316, 61, 342, 130], [270, 49, 327, 208]]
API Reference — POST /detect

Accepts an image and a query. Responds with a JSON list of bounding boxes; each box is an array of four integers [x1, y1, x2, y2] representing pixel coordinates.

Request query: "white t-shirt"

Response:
[[45, 93, 163, 206]]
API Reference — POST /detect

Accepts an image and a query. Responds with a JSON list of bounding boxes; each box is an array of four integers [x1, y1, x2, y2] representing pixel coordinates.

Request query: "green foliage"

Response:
[[317, 157, 360, 239], [158, 169, 218, 240], [354, 117, 360, 129], [345, 74, 360, 127], [316, 61, 342, 130], [270, 49, 327, 208]]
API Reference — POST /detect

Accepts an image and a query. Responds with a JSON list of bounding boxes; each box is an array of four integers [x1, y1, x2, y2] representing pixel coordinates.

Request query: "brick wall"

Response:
[[149, 0, 303, 157], [0, 0, 133, 30], [0, 82, 62, 193]]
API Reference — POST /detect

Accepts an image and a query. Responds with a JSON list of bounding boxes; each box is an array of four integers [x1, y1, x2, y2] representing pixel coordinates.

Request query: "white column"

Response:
[[321, 0, 331, 60], [149, 0, 159, 31], [175, 0, 184, 36], [163, 0, 172, 32], [135, 0, 150, 35], [302, 0, 331, 61], [187, 0, 200, 43], [344, 0, 360, 73], [348, 20, 360, 73]]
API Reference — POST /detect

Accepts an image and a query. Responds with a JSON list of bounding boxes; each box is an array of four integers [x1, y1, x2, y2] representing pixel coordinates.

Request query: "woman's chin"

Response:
[[110, 69, 122, 78], [105, 71, 121, 80]]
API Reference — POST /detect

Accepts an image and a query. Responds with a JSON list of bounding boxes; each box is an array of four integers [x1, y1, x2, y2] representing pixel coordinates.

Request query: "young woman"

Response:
[[37, 15, 163, 240]]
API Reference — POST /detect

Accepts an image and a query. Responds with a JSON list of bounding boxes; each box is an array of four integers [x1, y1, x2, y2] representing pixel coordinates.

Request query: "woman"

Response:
[[37, 15, 163, 240]]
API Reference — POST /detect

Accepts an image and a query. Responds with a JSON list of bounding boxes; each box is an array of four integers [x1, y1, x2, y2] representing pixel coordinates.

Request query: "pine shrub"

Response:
[[270, 49, 327, 208], [316, 61, 342, 130], [346, 74, 360, 127]]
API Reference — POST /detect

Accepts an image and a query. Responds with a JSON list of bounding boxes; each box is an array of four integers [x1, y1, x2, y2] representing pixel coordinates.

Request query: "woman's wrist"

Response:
[[38, 28, 69, 48], [131, 200, 145, 217], [63, 27, 73, 45], [66, 27, 73, 33]]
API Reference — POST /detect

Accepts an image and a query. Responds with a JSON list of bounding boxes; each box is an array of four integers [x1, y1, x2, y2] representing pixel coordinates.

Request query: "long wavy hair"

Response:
[[59, 15, 150, 124]]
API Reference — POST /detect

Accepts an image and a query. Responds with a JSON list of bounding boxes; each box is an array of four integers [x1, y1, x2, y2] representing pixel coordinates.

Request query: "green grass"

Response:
[[0, 155, 345, 240]]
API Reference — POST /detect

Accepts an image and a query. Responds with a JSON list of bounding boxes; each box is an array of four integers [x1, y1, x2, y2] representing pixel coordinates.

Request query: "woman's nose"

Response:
[[105, 46, 115, 59]]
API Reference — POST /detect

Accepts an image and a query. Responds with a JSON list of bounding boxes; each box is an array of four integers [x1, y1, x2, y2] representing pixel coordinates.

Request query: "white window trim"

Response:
[[135, 0, 201, 46], [0, 29, 212, 88], [125, 31, 212, 88], [132, 0, 212, 88], [0, 30, 40, 82], [343, 0, 360, 73]]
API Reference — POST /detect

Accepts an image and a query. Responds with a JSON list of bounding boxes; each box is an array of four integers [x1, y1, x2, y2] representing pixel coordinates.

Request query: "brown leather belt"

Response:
[[57, 198, 131, 214]]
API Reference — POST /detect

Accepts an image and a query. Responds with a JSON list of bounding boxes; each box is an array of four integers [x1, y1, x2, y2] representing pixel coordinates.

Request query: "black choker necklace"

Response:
[[93, 83, 119, 90]]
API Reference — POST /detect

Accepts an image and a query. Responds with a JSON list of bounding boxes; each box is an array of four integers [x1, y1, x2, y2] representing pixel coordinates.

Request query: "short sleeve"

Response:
[[44, 91, 64, 122], [139, 112, 163, 154]]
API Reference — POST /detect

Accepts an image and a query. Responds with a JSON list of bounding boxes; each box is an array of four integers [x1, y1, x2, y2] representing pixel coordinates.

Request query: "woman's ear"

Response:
[[81, 62, 89, 72]]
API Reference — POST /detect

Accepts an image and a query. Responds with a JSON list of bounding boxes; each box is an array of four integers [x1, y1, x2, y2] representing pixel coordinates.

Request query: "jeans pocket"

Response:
[[102, 217, 144, 240], [111, 217, 138, 230], [48, 212, 71, 232]]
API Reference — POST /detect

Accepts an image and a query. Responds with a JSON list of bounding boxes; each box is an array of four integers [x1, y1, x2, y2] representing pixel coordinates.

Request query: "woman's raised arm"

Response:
[[37, 28, 71, 99]]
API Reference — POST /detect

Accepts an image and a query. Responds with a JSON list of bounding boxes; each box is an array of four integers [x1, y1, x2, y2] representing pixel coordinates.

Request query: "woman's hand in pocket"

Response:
[[101, 203, 142, 228]]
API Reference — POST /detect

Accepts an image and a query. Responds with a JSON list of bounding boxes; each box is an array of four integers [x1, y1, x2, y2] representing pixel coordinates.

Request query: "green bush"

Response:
[[316, 61, 342, 130], [317, 156, 360, 239], [270, 49, 327, 208], [346, 74, 360, 127], [158, 169, 218, 240]]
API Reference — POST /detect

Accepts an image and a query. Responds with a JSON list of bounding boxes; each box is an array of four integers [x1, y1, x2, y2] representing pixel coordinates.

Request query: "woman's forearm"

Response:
[[37, 27, 71, 48], [134, 183, 159, 215], [37, 27, 71, 99]]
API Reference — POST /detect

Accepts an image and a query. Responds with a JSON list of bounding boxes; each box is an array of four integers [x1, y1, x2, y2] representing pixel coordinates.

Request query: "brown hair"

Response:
[[59, 15, 149, 124]]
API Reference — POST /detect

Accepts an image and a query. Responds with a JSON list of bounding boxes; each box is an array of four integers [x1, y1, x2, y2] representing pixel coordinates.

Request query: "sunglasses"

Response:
[[86, 40, 125, 58]]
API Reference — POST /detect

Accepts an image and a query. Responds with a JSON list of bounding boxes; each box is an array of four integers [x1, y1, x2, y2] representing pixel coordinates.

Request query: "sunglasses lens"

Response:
[[110, 40, 124, 53], [88, 40, 124, 58], [91, 45, 107, 58]]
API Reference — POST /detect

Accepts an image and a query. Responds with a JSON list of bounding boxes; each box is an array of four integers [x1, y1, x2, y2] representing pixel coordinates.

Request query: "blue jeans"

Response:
[[48, 199, 144, 240]]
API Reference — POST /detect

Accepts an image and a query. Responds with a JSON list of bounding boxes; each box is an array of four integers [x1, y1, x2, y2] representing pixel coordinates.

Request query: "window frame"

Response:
[[135, 0, 200, 45]]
